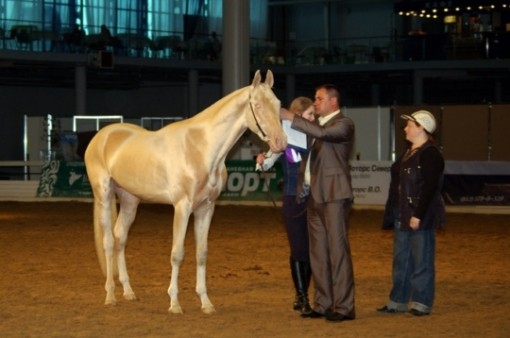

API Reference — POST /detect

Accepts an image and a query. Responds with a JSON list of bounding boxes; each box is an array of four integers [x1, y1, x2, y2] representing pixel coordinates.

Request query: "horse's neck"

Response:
[[192, 89, 248, 165]]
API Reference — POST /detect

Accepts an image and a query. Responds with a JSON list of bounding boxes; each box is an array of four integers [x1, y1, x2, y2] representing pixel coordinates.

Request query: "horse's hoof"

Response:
[[168, 305, 183, 314], [104, 298, 116, 306], [124, 292, 137, 301], [202, 306, 216, 314]]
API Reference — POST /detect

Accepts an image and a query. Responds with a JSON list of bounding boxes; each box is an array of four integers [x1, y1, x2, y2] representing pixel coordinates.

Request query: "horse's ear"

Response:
[[264, 70, 274, 88], [252, 70, 261, 87]]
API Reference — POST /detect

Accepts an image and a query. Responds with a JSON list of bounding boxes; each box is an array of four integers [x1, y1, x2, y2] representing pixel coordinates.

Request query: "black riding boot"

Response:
[[290, 257, 312, 315]]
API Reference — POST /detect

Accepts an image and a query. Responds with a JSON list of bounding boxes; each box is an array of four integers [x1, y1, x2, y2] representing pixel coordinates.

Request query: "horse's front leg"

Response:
[[194, 201, 216, 314], [167, 204, 191, 314], [115, 191, 140, 301]]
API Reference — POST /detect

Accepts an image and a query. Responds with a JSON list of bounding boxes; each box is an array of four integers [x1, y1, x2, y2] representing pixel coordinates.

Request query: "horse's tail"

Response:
[[93, 198, 119, 277]]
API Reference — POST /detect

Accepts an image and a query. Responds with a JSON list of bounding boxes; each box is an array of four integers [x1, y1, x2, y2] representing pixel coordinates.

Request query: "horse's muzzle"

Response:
[[270, 135, 287, 153]]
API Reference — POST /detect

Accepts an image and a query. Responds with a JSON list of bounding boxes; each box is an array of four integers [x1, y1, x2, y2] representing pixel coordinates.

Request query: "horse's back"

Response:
[[84, 122, 188, 203], [86, 123, 151, 163], [87, 122, 145, 149]]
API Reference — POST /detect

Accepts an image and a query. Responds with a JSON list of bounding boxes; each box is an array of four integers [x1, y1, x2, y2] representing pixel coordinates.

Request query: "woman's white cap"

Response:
[[401, 110, 436, 133]]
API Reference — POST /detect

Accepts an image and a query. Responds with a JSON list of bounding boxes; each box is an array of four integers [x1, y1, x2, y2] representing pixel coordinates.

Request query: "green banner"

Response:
[[37, 161, 92, 198], [218, 160, 282, 201], [37, 160, 282, 202]]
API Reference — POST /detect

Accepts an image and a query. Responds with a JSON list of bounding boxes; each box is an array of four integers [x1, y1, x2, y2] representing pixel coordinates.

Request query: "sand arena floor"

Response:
[[0, 201, 509, 338]]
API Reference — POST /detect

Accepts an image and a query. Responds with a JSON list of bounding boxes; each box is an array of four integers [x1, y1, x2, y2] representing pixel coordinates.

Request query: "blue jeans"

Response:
[[387, 209, 436, 313]]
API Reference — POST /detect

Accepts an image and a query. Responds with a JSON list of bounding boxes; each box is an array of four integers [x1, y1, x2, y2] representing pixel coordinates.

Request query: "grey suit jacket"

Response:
[[292, 112, 355, 204]]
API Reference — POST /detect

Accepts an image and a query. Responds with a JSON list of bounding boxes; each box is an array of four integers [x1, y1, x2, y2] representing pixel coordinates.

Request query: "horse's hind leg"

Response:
[[94, 194, 117, 305], [193, 201, 216, 314], [115, 189, 140, 301]]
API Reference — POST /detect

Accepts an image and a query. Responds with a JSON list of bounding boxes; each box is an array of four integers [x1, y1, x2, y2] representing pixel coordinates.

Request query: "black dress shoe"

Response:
[[377, 305, 400, 314], [301, 310, 325, 318], [325, 312, 354, 322], [409, 308, 429, 316]]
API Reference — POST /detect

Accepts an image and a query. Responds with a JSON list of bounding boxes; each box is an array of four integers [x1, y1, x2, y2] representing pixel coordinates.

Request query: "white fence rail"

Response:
[[0, 161, 45, 199]]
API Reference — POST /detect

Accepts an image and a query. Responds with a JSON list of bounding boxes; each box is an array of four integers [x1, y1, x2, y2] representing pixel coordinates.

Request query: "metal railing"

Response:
[[2, 20, 509, 65]]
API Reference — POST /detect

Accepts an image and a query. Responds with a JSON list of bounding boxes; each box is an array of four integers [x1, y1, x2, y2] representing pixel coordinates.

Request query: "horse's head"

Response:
[[247, 70, 287, 153]]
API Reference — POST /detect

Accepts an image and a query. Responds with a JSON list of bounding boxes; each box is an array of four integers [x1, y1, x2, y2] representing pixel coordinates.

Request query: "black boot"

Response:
[[290, 257, 312, 315], [300, 260, 312, 315]]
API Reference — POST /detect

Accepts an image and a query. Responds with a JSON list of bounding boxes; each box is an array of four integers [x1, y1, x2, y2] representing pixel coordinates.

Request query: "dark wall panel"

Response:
[[442, 105, 489, 161], [491, 105, 510, 161]]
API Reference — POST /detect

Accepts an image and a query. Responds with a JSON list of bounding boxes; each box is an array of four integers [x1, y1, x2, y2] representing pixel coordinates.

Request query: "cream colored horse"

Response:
[[84, 70, 286, 314]]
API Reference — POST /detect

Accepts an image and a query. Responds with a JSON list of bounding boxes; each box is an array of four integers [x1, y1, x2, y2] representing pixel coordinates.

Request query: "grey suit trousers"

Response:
[[307, 197, 355, 318]]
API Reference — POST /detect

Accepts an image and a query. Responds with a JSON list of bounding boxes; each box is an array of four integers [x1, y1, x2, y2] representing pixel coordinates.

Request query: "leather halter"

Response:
[[249, 94, 268, 138]]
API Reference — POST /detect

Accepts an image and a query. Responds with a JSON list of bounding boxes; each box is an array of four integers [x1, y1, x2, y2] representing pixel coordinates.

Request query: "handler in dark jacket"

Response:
[[378, 110, 446, 316]]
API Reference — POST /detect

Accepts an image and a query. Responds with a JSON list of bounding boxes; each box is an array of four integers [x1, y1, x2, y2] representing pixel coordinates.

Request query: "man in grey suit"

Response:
[[280, 84, 355, 322]]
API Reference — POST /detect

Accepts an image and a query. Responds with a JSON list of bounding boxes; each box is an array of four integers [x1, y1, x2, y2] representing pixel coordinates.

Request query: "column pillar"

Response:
[[413, 70, 424, 105], [188, 69, 199, 117], [285, 74, 296, 107], [494, 79, 501, 103], [75, 64, 86, 115], [371, 83, 380, 106], [222, 0, 250, 96]]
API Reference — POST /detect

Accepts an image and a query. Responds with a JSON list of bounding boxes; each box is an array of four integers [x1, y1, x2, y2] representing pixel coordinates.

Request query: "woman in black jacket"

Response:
[[378, 110, 446, 316]]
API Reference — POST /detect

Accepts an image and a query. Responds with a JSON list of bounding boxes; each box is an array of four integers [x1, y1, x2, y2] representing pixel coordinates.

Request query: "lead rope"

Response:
[[260, 160, 307, 219], [259, 162, 279, 209]]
